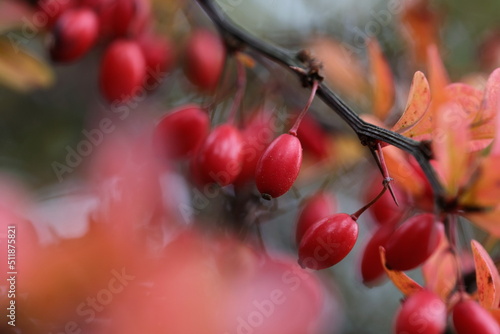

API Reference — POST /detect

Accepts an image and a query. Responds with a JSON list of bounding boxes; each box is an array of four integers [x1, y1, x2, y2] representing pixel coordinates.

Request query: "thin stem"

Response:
[[289, 80, 319, 136], [448, 214, 465, 293], [376, 142, 399, 206], [351, 186, 387, 221], [228, 56, 247, 124]]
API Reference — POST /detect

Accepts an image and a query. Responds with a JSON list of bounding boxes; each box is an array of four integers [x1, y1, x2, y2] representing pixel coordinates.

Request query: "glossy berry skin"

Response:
[[255, 134, 302, 198], [365, 176, 408, 228], [360, 225, 394, 285], [184, 29, 226, 91], [385, 213, 440, 271], [453, 300, 500, 334], [99, 40, 146, 102], [195, 124, 244, 186], [154, 105, 209, 159], [298, 213, 358, 270], [295, 191, 337, 245], [394, 289, 446, 334], [49, 9, 99, 63]]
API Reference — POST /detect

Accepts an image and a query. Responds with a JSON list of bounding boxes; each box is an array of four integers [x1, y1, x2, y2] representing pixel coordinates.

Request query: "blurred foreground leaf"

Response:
[[0, 37, 54, 92]]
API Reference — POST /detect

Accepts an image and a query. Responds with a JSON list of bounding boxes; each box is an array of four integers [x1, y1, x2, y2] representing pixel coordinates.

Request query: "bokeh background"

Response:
[[1, 0, 500, 333]]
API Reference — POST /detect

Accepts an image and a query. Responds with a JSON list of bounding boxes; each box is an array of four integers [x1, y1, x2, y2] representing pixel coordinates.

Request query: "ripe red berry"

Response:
[[37, 0, 78, 29], [99, 39, 146, 102], [113, 0, 150, 37], [298, 213, 358, 270], [394, 289, 446, 334], [384, 213, 440, 271], [255, 134, 302, 198], [295, 191, 337, 245], [49, 8, 99, 63], [360, 225, 394, 285], [365, 175, 408, 228], [184, 29, 226, 91], [194, 124, 244, 186], [452, 300, 500, 334], [138, 33, 174, 74], [154, 105, 209, 159]]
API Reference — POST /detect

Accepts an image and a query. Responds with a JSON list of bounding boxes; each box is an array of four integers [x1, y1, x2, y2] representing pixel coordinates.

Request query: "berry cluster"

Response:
[[34, 0, 173, 102]]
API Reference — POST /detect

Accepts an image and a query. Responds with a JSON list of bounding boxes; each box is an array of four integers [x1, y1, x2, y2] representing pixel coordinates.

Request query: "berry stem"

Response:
[[350, 185, 387, 221], [228, 56, 247, 124], [288, 80, 319, 136], [370, 142, 399, 206]]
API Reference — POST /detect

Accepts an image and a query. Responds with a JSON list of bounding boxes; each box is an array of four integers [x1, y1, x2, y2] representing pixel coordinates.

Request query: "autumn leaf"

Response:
[[466, 206, 500, 239], [422, 224, 457, 300], [382, 145, 427, 198], [399, 0, 440, 64], [308, 36, 368, 103], [380, 246, 423, 296], [0, 37, 54, 92], [471, 240, 500, 308], [367, 39, 394, 121], [432, 102, 471, 197], [392, 71, 431, 135]]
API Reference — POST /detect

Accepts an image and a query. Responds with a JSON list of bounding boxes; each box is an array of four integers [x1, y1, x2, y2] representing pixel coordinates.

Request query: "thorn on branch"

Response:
[[292, 49, 324, 87]]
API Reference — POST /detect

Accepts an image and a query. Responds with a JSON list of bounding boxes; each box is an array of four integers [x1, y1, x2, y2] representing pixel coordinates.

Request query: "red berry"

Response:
[[452, 300, 500, 334], [365, 175, 408, 228], [295, 113, 330, 160], [360, 225, 394, 285], [295, 191, 337, 245], [234, 112, 275, 185], [255, 134, 302, 198], [184, 29, 226, 91], [394, 289, 446, 334], [99, 39, 146, 102], [80, 0, 116, 37], [298, 213, 358, 270], [195, 124, 244, 186], [49, 8, 99, 63], [385, 213, 440, 271], [113, 0, 150, 37], [138, 33, 174, 74], [37, 0, 78, 29], [154, 105, 209, 159]]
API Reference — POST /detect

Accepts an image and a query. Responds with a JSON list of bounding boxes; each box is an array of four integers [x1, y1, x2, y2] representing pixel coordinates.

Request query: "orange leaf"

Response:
[[466, 206, 500, 239], [463, 155, 500, 208], [380, 247, 423, 296], [368, 39, 394, 121], [427, 45, 450, 98], [471, 240, 500, 308], [392, 71, 431, 134], [308, 37, 368, 102], [382, 145, 426, 197], [422, 224, 457, 300], [399, 0, 440, 64], [446, 83, 483, 120], [432, 102, 471, 196]]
